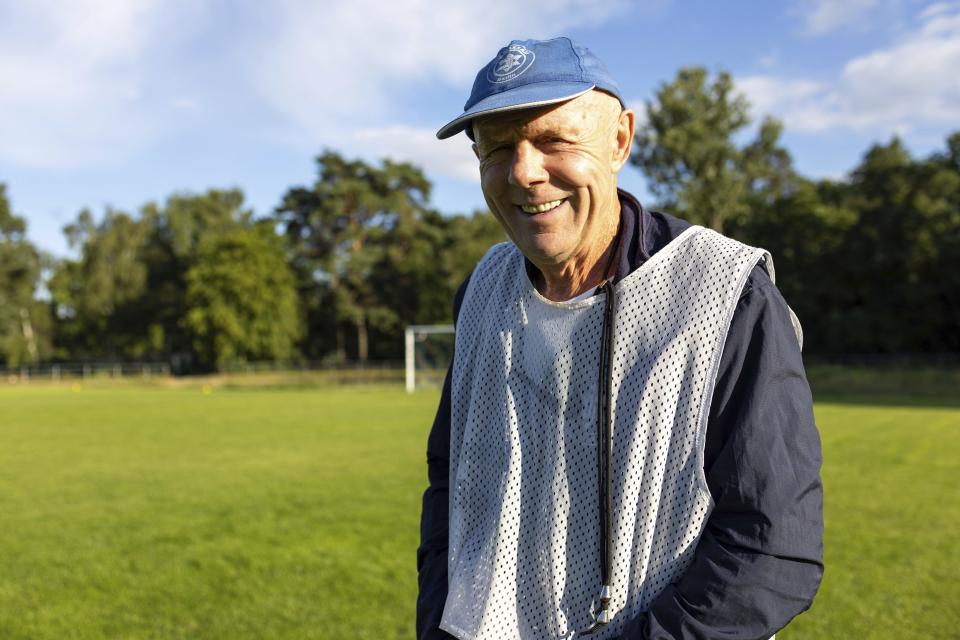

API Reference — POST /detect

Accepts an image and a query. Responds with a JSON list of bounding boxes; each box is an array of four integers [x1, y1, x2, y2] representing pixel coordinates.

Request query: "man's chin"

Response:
[[515, 240, 574, 268]]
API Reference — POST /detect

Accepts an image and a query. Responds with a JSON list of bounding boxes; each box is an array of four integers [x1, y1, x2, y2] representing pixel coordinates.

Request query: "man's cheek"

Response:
[[480, 192, 508, 228], [555, 155, 594, 186], [480, 171, 509, 207]]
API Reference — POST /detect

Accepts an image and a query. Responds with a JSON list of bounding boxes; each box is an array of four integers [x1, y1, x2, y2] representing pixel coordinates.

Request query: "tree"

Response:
[[275, 151, 435, 362], [440, 210, 508, 297], [365, 207, 506, 359], [838, 135, 960, 352], [184, 224, 302, 371], [49, 208, 151, 359], [139, 189, 253, 364], [276, 151, 508, 362], [632, 67, 795, 233], [734, 177, 857, 354], [926, 131, 960, 350], [737, 132, 960, 355], [49, 189, 267, 368], [0, 184, 46, 366]]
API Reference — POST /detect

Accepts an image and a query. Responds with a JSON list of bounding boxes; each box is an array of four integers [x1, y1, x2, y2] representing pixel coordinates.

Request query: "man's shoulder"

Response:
[[640, 207, 694, 262], [624, 195, 806, 356], [647, 208, 694, 243], [641, 207, 774, 300], [741, 261, 776, 303]]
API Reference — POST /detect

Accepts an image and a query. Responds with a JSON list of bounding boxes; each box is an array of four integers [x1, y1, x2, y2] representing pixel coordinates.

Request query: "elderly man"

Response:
[[418, 38, 823, 640]]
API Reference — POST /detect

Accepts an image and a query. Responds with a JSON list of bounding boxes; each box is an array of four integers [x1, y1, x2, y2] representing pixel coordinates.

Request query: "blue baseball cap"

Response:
[[436, 37, 625, 140]]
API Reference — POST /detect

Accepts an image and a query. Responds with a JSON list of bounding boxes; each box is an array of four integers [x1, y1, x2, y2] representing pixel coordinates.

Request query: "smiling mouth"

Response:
[[519, 198, 566, 214]]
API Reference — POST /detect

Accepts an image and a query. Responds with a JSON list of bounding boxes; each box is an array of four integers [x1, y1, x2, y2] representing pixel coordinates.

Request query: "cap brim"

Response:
[[436, 82, 595, 140]]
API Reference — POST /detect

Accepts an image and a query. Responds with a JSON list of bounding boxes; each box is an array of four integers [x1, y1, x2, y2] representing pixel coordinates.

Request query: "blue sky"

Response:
[[1, 0, 958, 257]]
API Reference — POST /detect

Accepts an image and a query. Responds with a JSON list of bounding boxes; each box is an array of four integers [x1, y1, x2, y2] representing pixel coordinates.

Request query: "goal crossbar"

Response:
[[405, 324, 455, 393]]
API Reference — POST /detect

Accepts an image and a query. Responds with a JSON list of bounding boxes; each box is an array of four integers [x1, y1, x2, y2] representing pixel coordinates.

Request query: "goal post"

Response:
[[405, 324, 456, 392]]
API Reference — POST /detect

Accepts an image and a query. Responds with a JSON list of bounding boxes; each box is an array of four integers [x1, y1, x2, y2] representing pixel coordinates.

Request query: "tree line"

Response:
[[0, 155, 504, 372], [1, 67, 957, 371]]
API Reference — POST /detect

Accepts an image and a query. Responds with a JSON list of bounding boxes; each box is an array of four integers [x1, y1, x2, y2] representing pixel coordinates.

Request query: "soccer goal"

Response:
[[404, 324, 455, 392]]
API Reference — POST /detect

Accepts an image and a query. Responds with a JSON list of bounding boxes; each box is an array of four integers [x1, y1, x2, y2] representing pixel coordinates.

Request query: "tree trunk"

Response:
[[356, 312, 368, 363], [709, 212, 724, 234], [19, 307, 38, 364], [335, 325, 346, 364]]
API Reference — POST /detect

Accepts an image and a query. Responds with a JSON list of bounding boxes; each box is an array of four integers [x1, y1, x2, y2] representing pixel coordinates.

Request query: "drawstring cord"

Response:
[[575, 226, 621, 637]]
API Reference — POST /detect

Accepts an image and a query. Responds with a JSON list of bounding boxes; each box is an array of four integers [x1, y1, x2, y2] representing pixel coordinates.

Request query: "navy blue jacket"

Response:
[[417, 191, 824, 639]]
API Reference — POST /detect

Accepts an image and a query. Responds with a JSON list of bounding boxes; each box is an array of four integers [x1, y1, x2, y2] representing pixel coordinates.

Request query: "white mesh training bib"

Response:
[[441, 226, 772, 640]]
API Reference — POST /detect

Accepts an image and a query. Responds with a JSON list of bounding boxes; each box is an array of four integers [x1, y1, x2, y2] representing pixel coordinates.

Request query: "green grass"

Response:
[[0, 386, 437, 639], [0, 384, 957, 638], [781, 400, 960, 639]]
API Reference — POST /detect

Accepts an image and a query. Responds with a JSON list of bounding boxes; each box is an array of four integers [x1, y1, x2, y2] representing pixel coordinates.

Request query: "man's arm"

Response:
[[416, 367, 456, 640], [416, 278, 470, 640], [618, 267, 824, 640]]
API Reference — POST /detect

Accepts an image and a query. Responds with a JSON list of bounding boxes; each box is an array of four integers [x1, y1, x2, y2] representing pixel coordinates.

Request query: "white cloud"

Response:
[[739, 3, 960, 132], [794, 0, 880, 35], [737, 76, 825, 120], [921, 1, 959, 19], [171, 97, 201, 112], [0, 0, 630, 177], [353, 126, 479, 182], [0, 0, 205, 168], [839, 5, 960, 123], [624, 99, 649, 131], [0, 1, 151, 166], [248, 0, 629, 142], [756, 50, 780, 68]]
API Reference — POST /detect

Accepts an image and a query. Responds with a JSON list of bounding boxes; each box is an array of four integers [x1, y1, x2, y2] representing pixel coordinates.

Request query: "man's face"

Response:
[[472, 91, 634, 270]]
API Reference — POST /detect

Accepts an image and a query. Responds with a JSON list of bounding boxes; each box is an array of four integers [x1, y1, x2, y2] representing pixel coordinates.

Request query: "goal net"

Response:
[[405, 324, 455, 392]]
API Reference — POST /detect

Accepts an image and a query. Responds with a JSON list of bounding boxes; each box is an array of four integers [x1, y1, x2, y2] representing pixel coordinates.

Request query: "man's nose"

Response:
[[508, 142, 548, 188]]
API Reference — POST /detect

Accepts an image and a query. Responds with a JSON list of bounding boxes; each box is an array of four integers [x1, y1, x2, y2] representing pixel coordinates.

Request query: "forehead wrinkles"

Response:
[[476, 106, 588, 146]]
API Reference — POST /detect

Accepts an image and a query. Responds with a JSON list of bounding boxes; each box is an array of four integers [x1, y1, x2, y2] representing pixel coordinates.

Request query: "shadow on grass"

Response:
[[807, 364, 960, 409]]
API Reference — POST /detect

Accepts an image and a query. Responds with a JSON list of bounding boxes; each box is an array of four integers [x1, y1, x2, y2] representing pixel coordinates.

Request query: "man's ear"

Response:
[[611, 108, 635, 173]]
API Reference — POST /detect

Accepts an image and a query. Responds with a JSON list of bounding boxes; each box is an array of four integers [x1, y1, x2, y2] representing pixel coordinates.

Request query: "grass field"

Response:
[[0, 384, 957, 639]]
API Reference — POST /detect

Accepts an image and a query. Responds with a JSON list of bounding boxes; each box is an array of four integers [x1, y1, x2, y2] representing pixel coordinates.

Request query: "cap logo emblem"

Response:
[[488, 44, 535, 83]]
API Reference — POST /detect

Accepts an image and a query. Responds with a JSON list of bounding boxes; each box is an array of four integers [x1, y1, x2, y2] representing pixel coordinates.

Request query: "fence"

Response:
[[0, 360, 407, 386], [214, 360, 406, 386], [802, 352, 960, 367], [1, 361, 172, 382], [5, 354, 957, 389]]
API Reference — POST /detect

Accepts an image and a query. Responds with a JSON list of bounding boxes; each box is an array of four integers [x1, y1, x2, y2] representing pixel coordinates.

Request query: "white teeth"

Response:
[[520, 199, 564, 213]]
